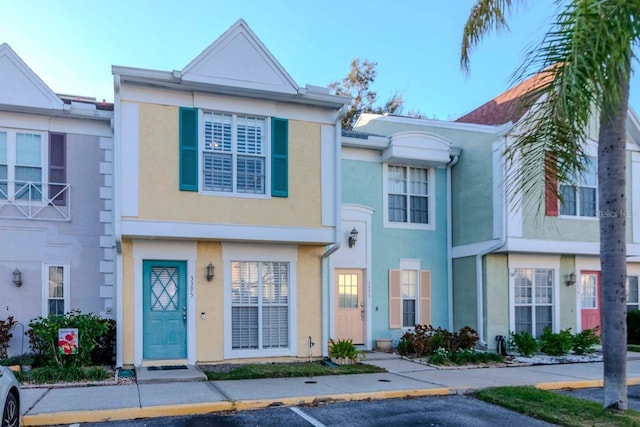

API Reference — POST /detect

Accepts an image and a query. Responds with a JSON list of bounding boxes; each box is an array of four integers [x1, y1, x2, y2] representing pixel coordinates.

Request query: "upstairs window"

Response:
[[202, 112, 266, 195], [560, 157, 597, 217], [386, 165, 431, 226], [0, 130, 43, 201]]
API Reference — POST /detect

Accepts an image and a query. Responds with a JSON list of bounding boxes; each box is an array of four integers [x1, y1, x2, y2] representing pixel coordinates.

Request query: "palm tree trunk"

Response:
[[599, 69, 630, 411]]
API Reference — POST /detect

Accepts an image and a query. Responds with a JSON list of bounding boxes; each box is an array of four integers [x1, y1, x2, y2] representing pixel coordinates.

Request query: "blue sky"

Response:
[[1, 1, 638, 120]]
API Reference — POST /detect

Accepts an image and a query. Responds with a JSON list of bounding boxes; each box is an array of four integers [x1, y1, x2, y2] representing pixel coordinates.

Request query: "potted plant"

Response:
[[328, 338, 364, 365]]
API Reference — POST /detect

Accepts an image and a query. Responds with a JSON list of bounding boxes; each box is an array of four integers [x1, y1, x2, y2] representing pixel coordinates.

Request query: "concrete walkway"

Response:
[[18, 354, 640, 426]]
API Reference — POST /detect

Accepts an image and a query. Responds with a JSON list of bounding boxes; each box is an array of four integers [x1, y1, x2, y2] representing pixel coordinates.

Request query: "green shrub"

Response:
[[396, 334, 415, 356], [27, 310, 110, 368], [628, 310, 640, 344], [572, 327, 600, 355], [328, 338, 364, 361], [509, 330, 539, 357], [539, 327, 573, 356], [0, 354, 34, 367], [27, 365, 109, 384], [0, 315, 17, 359], [449, 348, 503, 365], [428, 347, 448, 365], [91, 319, 116, 365]]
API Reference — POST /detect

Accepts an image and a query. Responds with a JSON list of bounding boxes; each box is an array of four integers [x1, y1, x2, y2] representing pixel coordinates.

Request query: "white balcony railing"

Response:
[[0, 180, 71, 221]]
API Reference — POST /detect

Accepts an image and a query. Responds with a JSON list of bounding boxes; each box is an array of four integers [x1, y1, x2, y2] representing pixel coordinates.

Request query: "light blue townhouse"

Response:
[[329, 121, 461, 349]]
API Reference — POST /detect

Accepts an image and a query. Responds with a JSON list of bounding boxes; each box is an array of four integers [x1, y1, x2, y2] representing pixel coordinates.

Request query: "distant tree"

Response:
[[329, 58, 406, 130]]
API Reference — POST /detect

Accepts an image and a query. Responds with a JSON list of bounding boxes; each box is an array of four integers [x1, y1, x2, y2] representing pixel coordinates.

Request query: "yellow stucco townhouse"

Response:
[[112, 19, 350, 368]]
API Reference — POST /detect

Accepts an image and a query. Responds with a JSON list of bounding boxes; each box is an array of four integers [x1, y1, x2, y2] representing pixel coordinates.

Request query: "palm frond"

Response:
[[461, 0, 518, 72], [503, 0, 637, 215]]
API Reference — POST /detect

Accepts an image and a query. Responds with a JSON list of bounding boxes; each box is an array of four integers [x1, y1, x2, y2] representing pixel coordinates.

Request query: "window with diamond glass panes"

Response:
[[150, 267, 179, 311]]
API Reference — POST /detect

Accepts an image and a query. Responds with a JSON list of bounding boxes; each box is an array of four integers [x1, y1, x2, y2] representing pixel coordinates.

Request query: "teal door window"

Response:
[[143, 260, 187, 360]]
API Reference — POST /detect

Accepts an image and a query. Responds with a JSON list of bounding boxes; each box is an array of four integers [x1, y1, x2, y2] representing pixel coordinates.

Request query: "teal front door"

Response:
[[143, 260, 187, 360]]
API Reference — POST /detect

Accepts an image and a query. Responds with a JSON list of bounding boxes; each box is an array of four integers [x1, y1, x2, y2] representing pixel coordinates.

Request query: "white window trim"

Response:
[[198, 110, 271, 200], [382, 164, 435, 230], [0, 127, 48, 203], [400, 259, 421, 331], [42, 263, 70, 316], [223, 243, 297, 359], [558, 145, 598, 219], [508, 254, 560, 335]]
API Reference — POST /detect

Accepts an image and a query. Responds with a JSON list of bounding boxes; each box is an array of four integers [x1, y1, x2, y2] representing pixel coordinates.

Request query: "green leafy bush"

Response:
[[27, 310, 110, 368], [539, 327, 573, 356], [91, 318, 116, 365], [572, 327, 600, 355], [448, 348, 503, 365], [428, 347, 449, 365], [396, 334, 415, 356], [328, 338, 364, 361], [0, 354, 34, 367], [509, 330, 539, 357], [628, 310, 640, 344], [0, 315, 17, 359], [28, 365, 109, 384]]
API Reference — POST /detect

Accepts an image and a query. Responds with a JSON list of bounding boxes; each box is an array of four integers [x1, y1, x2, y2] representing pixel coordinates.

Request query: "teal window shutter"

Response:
[[271, 117, 288, 197], [179, 107, 198, 191]]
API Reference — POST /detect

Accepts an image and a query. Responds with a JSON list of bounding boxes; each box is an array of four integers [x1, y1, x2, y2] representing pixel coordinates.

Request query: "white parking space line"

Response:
[[290, 407, 326, 427]]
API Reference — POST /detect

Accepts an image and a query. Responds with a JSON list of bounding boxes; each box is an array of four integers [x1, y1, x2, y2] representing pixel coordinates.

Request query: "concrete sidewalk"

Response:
[[18, 356, 640, 426]]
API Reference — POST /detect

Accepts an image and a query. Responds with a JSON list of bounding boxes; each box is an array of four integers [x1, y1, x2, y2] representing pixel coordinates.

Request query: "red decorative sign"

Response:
[[58, 328, 78, 355]]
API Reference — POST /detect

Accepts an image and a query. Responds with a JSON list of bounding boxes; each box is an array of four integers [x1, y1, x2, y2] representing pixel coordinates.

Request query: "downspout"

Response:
[[475, 132, 509, 348], [321, 105, 348, 357], [113, 73, 124, 368], [446, 150, 460, 331]]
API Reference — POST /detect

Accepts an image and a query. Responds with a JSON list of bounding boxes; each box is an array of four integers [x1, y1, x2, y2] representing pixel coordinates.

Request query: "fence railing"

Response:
[[0, 180, 71, 221]]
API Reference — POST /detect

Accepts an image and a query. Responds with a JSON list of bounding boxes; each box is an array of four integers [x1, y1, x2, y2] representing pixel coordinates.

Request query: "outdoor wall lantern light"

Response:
[[12, 268, 22, 287], [206, 262, 215, 282], [566, 272, 576, 287], [348, 227, 359, 248]]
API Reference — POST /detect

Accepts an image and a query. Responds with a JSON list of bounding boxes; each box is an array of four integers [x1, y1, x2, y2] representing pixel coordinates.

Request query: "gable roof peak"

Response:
[[0, 42, 63, 110], [181, 19, 299, 95]]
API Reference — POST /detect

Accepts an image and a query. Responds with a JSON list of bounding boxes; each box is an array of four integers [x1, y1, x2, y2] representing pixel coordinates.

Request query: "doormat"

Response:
[[147, 365, 188, 371]]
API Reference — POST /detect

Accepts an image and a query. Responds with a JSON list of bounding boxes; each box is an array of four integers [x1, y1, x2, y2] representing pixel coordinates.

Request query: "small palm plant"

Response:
[[328, 338, 365, 363]]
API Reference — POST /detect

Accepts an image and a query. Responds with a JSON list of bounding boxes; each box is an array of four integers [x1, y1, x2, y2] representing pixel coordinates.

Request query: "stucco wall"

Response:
[[341, 157, 449, 346], [121, 240, 323, 365], [2, 132, 107, 357], [485, 253, 509, 349], [452, 256, 477, 332], [134, 103, 324, 228]]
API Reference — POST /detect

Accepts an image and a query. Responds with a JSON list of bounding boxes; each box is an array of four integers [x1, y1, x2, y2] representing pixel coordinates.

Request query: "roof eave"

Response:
[[113, 66, 350, 110]]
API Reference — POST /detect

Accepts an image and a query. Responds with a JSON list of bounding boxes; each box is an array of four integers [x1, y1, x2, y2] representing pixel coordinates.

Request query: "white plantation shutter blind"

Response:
[[419, 270, 432, 325], [389, 269, 401, 329], [231, 261, 289, 350], [261, 262, 288, 348]]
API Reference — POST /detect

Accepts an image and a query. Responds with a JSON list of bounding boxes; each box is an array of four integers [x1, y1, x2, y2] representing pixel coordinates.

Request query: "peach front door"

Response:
[[580, 271, 601, 333], [335, 269, 365, 344]]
